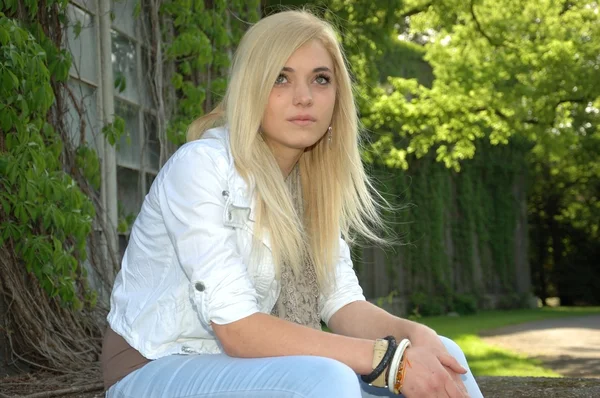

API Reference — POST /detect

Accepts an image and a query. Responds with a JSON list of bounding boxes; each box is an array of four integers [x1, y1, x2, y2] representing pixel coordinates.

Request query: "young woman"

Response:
[[102, 10, 484, 398]]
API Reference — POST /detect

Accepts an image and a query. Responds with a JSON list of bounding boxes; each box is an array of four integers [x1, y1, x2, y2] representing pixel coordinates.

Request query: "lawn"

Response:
[[416, 306, 600, 377]]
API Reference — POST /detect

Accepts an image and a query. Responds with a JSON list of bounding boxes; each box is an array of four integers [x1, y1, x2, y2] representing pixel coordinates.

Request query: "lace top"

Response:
[[270, 166, 321, 330]]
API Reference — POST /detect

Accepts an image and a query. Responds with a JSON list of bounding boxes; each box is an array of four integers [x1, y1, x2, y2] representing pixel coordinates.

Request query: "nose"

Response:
[[293, 83, 313, 107]]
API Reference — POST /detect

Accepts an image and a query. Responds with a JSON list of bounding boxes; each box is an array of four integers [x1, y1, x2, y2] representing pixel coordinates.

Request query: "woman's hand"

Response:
[[397, 325, 469, 397], [399, 345, 469, 398]]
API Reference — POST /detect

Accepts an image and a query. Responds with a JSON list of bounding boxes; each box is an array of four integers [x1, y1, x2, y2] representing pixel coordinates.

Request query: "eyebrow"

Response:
[[281, 66, 333, 73]]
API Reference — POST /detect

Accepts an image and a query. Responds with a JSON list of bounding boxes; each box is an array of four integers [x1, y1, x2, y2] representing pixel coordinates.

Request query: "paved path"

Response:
[[480, 315, 600, 378]]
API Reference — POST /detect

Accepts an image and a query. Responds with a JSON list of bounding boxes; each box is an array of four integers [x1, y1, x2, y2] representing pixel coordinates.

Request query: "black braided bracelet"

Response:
[[360, 335, 397, 384]]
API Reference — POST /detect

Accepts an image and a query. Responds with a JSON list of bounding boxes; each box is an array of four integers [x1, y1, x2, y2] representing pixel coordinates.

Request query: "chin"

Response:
[[291, 137, 323, 150]]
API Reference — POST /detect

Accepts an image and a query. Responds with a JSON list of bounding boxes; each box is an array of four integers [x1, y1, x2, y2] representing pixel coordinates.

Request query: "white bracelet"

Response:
[[387, 342, 403, 390], [388, 338, 411, 393]]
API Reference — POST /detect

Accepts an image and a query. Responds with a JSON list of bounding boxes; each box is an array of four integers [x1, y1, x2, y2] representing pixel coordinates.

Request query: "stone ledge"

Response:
[[477, 376, 600, 398]]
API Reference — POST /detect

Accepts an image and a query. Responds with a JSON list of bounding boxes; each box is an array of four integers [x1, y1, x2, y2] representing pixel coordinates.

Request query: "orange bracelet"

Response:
[[393, 357, 411, 394]]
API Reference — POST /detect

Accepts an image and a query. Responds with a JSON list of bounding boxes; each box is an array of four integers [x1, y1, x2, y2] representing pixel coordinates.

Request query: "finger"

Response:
[[446, 366, 469, 397], [438, 353, 467, 374], [444, 374, 469, 398]]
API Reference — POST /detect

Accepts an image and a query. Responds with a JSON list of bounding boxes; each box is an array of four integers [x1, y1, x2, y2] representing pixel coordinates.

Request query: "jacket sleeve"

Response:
[[319, 238, 366, 325], [157, 143, 260, 327]]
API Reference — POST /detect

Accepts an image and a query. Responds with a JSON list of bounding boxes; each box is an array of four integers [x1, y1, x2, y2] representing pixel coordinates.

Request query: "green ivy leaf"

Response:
[[102, 116, 126, 146], [0, 196, 11, 214], [0, 25, 9, 45], [114, 73, 127, 93], [73, 20, 82, 39], [0, 108, 12, 132]]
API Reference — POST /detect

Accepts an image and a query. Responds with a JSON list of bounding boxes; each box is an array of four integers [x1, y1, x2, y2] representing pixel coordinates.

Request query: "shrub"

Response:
[[452, 293, 479, 315], [409, 292, 447, 317]]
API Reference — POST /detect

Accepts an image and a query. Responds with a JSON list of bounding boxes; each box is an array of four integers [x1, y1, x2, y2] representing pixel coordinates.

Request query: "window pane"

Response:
[[117, 166, 142, 217], [144, 113, 160, 171], [118, 234, 129, 262], [115, 100, 141, 167], [146, 172, 156, 194], [139, 1, 153, 47], [112, 0, 138, 39], [66, 5, 98, 83], [112, 30, 139, 103], [66, 80, 99, 148]]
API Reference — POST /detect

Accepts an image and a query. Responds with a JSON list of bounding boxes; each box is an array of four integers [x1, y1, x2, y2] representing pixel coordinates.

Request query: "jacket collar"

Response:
[[202, 127, 273, 250], [203, 127, 257, 222]]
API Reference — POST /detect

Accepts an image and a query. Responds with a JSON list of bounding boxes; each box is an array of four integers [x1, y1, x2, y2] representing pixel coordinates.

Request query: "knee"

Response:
[[305, 357, 361, 398]]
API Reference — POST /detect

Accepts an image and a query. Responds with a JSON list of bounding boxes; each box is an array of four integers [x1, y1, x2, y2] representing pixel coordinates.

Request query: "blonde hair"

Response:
[[187, 10, 385, 289]]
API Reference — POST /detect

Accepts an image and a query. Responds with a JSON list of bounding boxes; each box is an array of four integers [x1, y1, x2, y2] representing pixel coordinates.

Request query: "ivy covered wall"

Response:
[[357, 138, 532, 315]]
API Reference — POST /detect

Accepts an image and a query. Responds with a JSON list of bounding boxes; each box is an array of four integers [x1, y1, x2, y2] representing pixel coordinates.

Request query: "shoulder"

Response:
[[171, 126, 231, 165], [161, 126, 233, 180]]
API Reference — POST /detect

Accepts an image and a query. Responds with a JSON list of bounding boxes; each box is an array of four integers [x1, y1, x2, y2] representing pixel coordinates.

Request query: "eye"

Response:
[[315, 73, 332, 85], [275, 73, 289, 85]]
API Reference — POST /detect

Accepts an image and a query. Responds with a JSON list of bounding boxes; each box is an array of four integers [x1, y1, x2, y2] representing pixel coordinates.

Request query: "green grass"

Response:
[[416, 307, 600, 377]]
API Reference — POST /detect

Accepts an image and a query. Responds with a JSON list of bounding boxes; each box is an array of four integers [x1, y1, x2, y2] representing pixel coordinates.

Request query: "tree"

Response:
[[366, 0, 599, 168], [380, 0, 600, 304]]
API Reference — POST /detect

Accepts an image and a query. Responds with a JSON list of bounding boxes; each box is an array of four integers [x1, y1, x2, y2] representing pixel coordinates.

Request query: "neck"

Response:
[[266, 140, 304, 177], [275, 149, 303, 177]]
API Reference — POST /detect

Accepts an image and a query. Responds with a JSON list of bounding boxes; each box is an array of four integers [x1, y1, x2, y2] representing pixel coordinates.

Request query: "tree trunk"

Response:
[[536, 212, 549, 306], [0, 290, 8, 375]]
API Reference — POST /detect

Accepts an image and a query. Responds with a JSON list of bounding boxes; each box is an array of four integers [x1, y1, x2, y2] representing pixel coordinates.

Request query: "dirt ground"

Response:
[[480, 315, 600, 378], [0, 370, 103, 397]]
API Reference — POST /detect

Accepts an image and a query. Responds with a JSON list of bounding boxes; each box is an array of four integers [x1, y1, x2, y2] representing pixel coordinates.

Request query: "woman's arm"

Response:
[[327, 300, 436, 342], [212, 313, 374, 375], [212, 303, 468, 398]]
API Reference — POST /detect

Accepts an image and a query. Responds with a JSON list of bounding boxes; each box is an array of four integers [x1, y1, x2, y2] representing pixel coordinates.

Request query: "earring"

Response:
[[328, 126, 332, 146]]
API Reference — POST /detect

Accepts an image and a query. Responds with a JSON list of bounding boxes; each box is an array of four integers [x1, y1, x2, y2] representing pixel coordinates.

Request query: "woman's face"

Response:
[[261, 40, 336, 163]]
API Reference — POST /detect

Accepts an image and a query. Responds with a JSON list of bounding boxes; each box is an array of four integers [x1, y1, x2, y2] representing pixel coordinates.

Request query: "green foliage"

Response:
[[114, 72, 127, 93], [162, 0, 261, 145], [409, 291, 447, 317], [375, 289, 399, 308], [3, 0, 594, 310], [101, 115, 126, 146], [75, 146, 101, 190], [451, 293, 478, 316], [261, 0, 531, 301], [370, 139, 527, 302], [373, 0, 600, 169], [116, 202, 136, 234], [274, 0, 599, 304], [0, 13, 95, 308]]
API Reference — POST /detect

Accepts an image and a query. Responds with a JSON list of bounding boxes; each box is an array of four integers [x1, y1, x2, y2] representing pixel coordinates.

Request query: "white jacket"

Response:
[[107, 127, 365, 360]]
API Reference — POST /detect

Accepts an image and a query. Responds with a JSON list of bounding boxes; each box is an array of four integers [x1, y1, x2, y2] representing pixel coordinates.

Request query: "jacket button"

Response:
[[195, 281, 206, 292]]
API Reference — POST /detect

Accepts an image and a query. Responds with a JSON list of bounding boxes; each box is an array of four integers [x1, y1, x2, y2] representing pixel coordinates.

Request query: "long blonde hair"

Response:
[[187, 10, 385, 290]]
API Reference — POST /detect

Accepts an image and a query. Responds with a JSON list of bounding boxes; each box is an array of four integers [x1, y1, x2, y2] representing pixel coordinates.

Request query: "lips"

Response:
[[288, 115, 316, 126], [288, 115, 316, 122]]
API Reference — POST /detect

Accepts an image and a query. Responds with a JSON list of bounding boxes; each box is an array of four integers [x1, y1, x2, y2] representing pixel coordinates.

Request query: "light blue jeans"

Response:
[[107, 336, 484, 397]]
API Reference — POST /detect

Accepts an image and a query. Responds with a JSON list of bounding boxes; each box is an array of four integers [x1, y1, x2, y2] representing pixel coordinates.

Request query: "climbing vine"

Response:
[[0, 1, 96, 308], [159, 0, 260, 145], [368, 137, 528, 316], [0, 0, 115, 377], [0, 0, 260, 381]]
